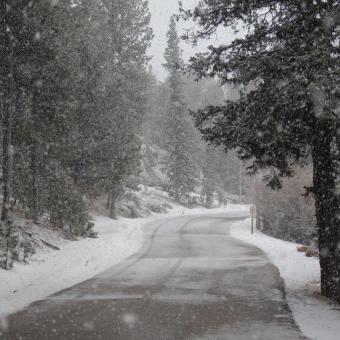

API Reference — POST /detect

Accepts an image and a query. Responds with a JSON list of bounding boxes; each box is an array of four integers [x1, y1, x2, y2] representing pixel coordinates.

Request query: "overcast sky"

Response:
[[148, 0, 220, 80], [147, 0, 235, 80], [147, 0, 191, 80]]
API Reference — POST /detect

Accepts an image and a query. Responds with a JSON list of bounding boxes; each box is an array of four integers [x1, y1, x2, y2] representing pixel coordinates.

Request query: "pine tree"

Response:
[[164, 17, 200, 203], [0, 220, 19, 269], [0, 0, 27, 222], [183, 1, 340, 301], [201, 146, 218, 208], [25, 0, 72, 222], [100, 0, 153, 218], [61, 0, 112, 194], [143, 67, 168, 147], [1, 1, 91, 235]]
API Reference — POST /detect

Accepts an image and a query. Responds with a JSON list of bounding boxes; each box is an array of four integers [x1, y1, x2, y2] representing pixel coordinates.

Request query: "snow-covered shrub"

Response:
[[0, 220, 35, 269], [0, 220, 19, 269], [45, 170, 91, 237]]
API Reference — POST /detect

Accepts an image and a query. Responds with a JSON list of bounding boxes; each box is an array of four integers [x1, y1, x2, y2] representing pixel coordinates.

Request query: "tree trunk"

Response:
[[312, 119, 340, 303], [174, 190, 181, 203], [106, 194, 111, 210], [206, 191, 213, 209], [1, 101, 11, 221], [109, 193, 117, 219], [73, 160, 82, 187], [30, 141, 39, 222], [1, 69, 14, 222], [108, 184, 121, 219]]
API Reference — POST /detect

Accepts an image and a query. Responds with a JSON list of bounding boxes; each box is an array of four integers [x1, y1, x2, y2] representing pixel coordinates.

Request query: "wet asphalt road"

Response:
[[3, 213, 305, 340]]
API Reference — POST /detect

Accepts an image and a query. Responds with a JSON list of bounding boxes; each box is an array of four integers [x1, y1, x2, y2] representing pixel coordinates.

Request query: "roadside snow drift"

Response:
[[0, 216, 143, 318]]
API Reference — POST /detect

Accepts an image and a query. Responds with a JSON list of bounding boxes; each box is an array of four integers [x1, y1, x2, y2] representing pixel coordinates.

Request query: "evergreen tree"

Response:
[[9, 0, 88, 230], [201, 146, 242, 207], [201, 146, 219, 208], [142, 67, 169, 148], [183, 0, 340, 301], [62, 0, 111, 193], [164, 17, 200, 202], [102, 0, 153, 218], [0, 220, 19, 269], [0, 0, 153, 246], [0, 0, 28, 222], [23, 0, 72, 222]]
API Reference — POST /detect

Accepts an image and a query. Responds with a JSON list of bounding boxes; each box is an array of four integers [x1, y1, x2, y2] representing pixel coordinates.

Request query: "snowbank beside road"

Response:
[[163, 203, 249, 218], [0, 216, 144, 319], [230, 219, 340, 340]]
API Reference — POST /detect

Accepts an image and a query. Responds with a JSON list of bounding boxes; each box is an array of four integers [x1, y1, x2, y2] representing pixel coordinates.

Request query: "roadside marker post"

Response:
[[250, 205, 255, 235]]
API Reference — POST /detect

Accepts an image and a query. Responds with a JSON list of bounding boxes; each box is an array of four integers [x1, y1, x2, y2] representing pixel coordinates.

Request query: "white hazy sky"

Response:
[[148, 0, 231, 80]]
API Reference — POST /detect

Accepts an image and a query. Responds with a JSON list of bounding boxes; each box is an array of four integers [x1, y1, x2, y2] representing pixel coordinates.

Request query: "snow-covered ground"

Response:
[[0, 216, 144, 319], [4, 204, 338, 340], [0, 204, 247, 320], [230, 218, 340, 340]]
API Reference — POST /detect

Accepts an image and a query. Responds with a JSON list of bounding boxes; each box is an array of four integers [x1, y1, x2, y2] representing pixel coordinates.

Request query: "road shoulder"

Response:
[[230, 218, 340, 340]]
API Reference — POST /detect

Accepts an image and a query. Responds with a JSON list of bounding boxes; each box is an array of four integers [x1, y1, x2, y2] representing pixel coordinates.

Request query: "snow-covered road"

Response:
[[3, 213, 305, 340], [0, 205, 247, 320]]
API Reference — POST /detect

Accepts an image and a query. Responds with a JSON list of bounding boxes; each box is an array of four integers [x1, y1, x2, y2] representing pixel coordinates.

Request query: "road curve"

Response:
[[3, 213, 305, 340]]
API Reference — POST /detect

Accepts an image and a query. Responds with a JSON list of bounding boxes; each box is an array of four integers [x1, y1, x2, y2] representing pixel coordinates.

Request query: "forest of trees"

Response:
[[254, 167, 316, 245], [0, 1, 241, 269], [182, 1, 340, 302], [0, 0, 156, 268], [142, 17, 242, 209], [0, 0, 155, 225]]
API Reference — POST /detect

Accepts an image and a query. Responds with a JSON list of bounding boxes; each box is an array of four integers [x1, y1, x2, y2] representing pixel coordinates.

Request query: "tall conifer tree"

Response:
[[183, 0, 340, 301], [164, 17, 200, 202]]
